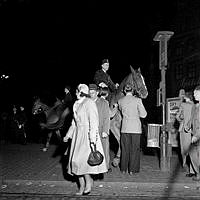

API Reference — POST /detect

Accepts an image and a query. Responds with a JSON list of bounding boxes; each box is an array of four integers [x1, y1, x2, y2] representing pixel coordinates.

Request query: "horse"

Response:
[[32, 97, 70, 151], [109, 65, 148, 167]]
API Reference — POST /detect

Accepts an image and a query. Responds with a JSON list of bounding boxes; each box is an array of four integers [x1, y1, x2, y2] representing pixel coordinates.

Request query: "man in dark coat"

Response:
[[94, 59, 119, 93], [60, 85, 73, 137], [62, 85, 73, 109], [13, 106, 27, 145]]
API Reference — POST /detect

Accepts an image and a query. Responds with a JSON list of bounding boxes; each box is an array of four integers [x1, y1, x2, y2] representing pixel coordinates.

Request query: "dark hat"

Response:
[[65, 85, 71, 90], [124, 83, 133, 91], [89, 84, 98, 91], [102, 59, 109, 65]]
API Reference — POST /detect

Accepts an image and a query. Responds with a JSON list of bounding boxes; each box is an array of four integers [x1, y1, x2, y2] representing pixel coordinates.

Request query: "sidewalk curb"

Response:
[[2, 179, 200, 188]]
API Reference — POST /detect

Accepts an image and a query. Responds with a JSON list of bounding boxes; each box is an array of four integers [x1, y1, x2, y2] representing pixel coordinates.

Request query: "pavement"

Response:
[[1, 142, 200, 199]]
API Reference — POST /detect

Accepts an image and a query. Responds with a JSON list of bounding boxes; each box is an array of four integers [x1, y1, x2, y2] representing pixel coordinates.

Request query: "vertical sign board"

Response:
[[159, 39, 168, 69], [166, 97, 181, 147]]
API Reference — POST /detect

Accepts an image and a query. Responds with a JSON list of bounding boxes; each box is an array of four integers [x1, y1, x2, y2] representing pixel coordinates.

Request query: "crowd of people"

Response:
[[61, 59, 200, 194], [0, 105, 28, 145], [62, 58, 147, 195], [1, 58, 200, 195]]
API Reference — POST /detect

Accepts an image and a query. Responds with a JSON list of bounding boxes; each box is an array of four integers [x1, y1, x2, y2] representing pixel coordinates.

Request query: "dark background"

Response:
[[0, 0, 177, 113]]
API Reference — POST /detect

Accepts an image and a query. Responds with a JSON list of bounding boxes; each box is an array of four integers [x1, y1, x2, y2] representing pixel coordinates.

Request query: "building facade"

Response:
[[167, 0, 200, 97]]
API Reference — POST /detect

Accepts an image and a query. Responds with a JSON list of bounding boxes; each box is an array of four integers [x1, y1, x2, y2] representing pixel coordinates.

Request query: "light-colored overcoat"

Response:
[[66, 97, 107, 175]]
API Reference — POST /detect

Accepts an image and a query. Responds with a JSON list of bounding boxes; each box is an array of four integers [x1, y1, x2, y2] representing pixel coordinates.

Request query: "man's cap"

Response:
[[89, 84, 98, 91], [78, 84, 89, 94], [102, 59, 109, 65]]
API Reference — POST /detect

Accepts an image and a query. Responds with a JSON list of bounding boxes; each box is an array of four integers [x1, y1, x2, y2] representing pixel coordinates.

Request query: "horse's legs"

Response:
[[55, 129, 61, 139], [110, 111, 122, 167], [43, 131, 53, 152]]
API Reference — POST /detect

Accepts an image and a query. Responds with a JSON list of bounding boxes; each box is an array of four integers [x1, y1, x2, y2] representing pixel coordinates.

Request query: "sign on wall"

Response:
[[166, 97, 181, 147]]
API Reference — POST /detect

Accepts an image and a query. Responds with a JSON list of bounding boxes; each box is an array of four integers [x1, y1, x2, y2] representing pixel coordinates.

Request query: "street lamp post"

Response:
[[154, 31, 174, 172]]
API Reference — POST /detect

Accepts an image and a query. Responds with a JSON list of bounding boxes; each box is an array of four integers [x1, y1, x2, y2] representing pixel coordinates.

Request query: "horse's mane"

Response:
[[109, 66, 148, 107]]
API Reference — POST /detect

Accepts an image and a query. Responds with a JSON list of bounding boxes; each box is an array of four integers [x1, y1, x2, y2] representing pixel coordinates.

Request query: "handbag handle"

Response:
[[89, 130, 98, 147], [90, 142, 97, 152]]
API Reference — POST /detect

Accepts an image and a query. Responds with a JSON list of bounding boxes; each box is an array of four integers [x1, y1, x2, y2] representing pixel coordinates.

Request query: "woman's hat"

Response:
[[78, 84, 89, 94]]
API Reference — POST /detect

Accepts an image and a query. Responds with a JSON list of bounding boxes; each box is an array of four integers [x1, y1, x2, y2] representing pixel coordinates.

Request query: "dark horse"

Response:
[[109, 65, 148, 167], [32, 97, 70, 151]]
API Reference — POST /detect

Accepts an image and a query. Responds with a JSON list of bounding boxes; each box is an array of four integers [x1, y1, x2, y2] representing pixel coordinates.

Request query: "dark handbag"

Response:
[[87, 143, 104, 166]]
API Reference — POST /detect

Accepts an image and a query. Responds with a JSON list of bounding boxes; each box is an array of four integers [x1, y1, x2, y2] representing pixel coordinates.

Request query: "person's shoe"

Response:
[[83, 190, 91, 195], [129, 172, 135, 176], [83, 187, 91, 195], [121, 171, 126, 174], [75, 187, 85, 195], [186, 173, 196, 177], [75, 191, 84, 195]]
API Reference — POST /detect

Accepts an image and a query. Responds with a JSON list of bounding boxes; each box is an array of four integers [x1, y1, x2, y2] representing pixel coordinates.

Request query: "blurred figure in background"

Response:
[[188, 85, 200, 181], [0, 111, 9, 143], [176, 91, 195, 177], [10, 105, 27, 144]]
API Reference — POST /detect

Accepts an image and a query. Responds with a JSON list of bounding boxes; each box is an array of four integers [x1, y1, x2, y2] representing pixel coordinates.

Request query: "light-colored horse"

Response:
[[109, 66, 148, 167], [32, 97, 70, 151]]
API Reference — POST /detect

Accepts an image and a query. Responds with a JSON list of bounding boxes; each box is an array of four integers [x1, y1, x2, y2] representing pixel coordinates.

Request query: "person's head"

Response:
[[76, 84, 90, 99], [13, 106, 17, 114], [64, 85, 71, 94], [179, 89, 185, 102], [184, 91, 193, 102], [20, 106, 24, 111], [101, 59, 109, 72], [89, 84, 99, 100], [194, 85, 200, 102], [124, 83, 134, 94]]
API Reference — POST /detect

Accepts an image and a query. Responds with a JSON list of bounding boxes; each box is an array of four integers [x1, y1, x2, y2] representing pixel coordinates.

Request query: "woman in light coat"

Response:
[[63, 84, 107, 195]]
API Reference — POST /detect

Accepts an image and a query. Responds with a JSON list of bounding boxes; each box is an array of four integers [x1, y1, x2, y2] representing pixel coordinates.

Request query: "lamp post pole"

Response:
[[154, 31, 174, 172]]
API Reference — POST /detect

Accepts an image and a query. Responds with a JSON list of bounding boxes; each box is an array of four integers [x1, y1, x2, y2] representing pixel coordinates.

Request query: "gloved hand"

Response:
[[102, 132, 108, 138], [191, 136, 198, 144], [63, 135, 70, 142]]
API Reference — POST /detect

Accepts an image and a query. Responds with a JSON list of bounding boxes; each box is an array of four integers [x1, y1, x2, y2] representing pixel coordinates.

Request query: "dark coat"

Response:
[[94, 69, 116, 92]]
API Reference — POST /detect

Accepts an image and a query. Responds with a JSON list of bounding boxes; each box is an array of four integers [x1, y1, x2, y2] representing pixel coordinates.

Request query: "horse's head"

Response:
[[109, 66, 148, 107], [130, 66, 148, 99], [32, 98, 48, 115]]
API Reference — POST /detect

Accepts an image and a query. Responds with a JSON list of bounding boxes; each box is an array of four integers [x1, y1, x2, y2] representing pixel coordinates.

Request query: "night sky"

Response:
[[0, 0, 177, 110]]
